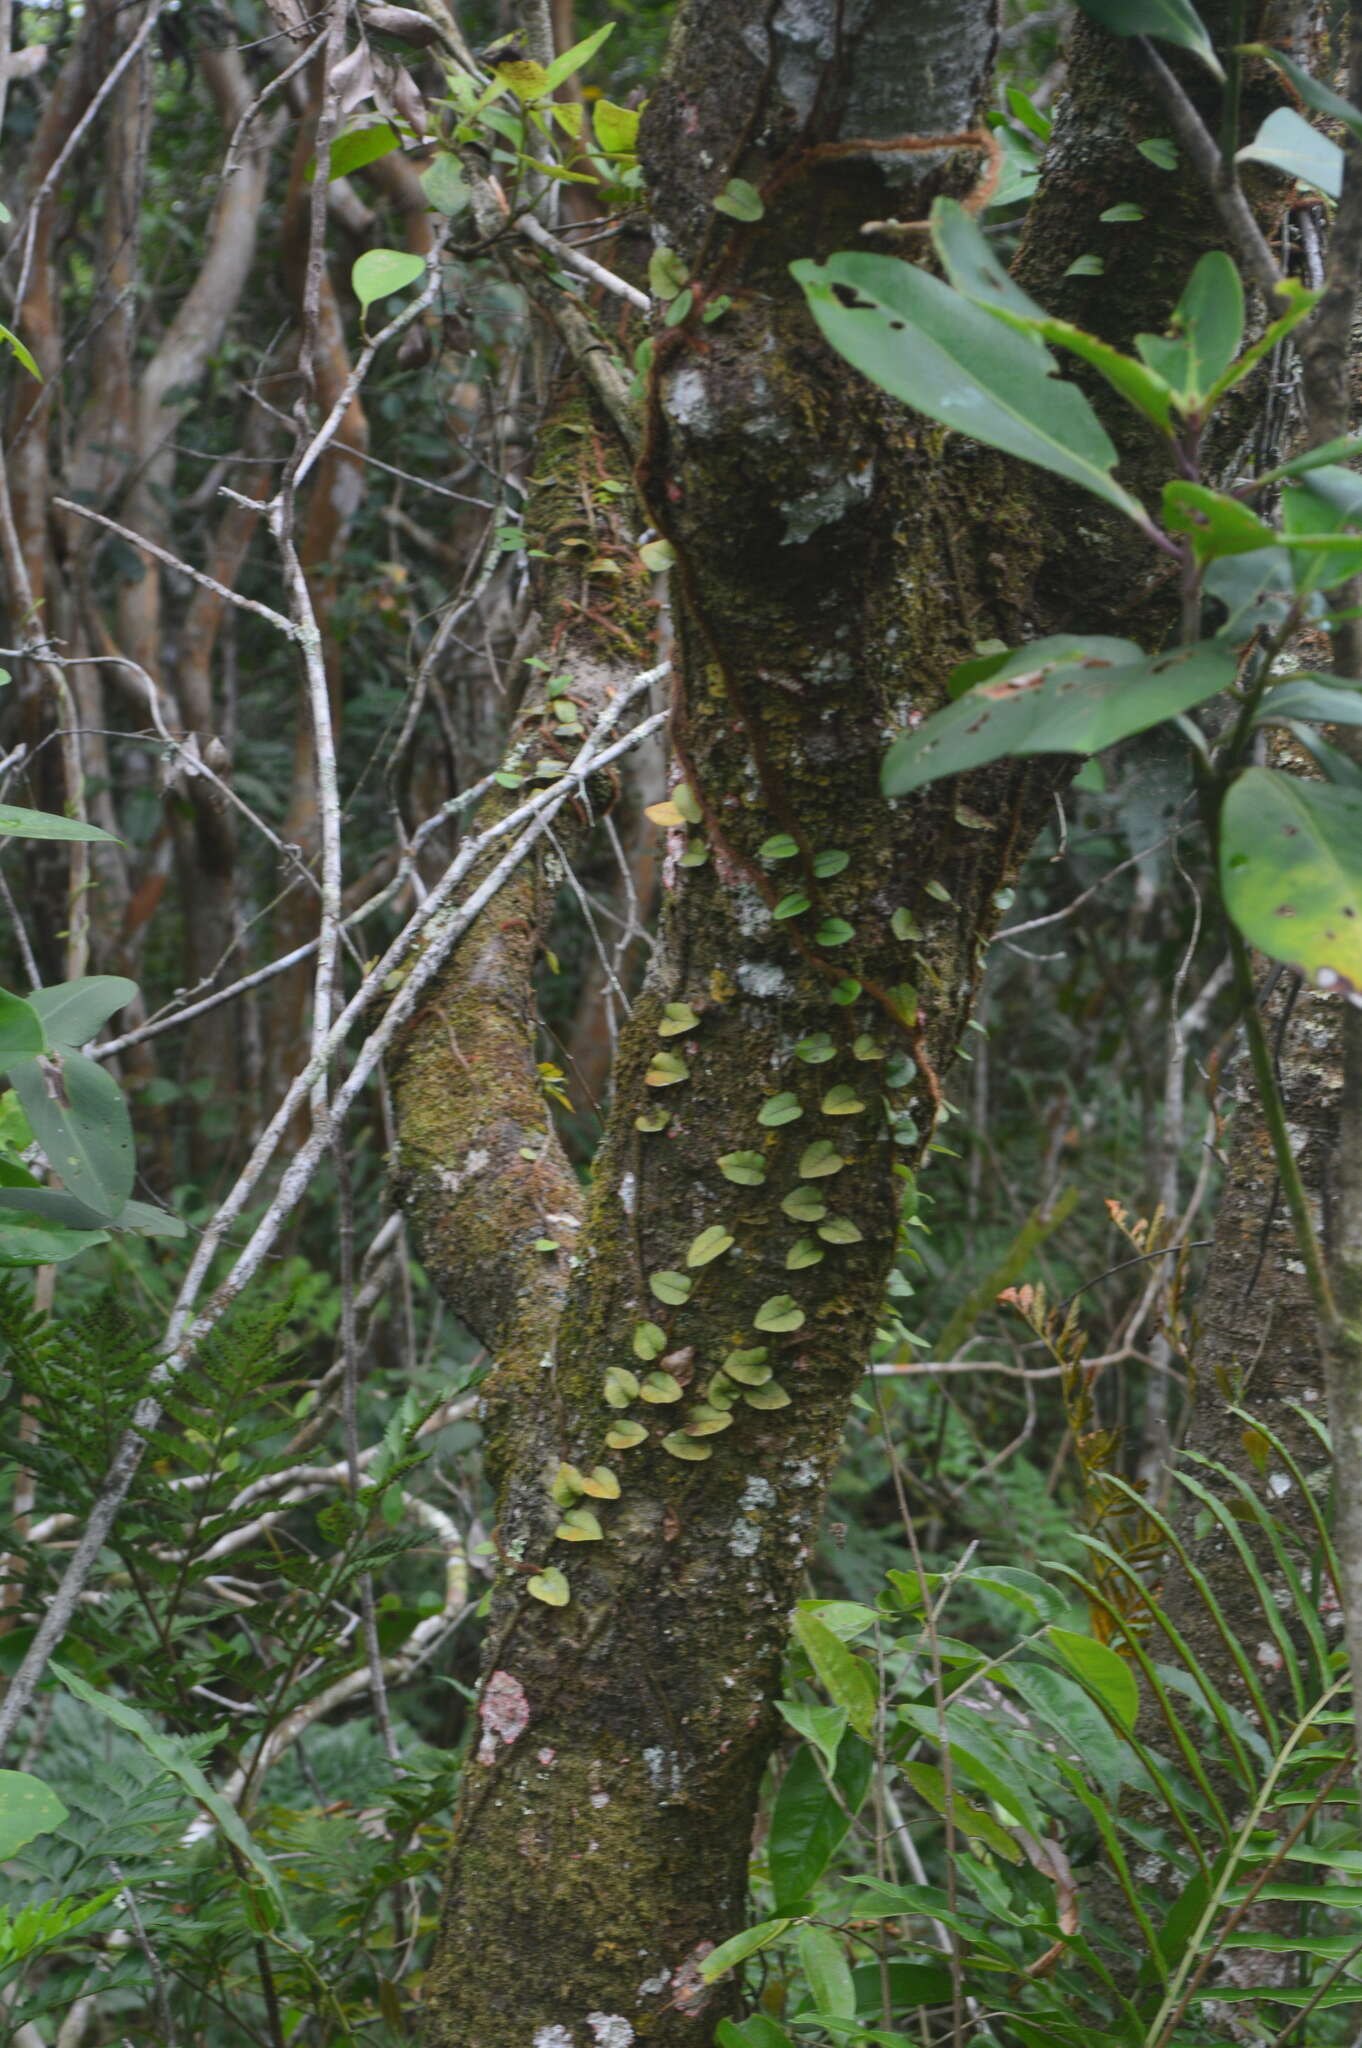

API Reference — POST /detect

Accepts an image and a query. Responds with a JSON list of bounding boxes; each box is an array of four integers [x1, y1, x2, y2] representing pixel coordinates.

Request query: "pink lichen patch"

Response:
[[537, 1746, 557, 1765], [671, 1943, 715, 2016], [476, 1669, 530, 1765]]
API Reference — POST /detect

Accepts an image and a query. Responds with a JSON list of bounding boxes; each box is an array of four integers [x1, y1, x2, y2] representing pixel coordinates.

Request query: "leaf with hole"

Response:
[[758, 1092, 803, 1127], [1221, 767, 1362, 995], [1163, 482, 1274, 565], [8, 1051, 134, 1219], [792, 250, 1149, 525], [1071, 0, 1224, 77], [799, 1139, 845, 1178], [718, 1150, 766, 1185], [883, 635, 1237, 795], [754, 1293, 806, 1332], [352, 247, 427, 317], [687, 1224, 734, 1267]]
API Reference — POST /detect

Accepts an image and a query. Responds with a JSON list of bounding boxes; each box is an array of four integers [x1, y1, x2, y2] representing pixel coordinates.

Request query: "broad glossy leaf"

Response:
[[30, 975, 136, 1049], [686, 1224, 733, 1266], [1073, 0, 1224, 78], [776, 1700, 848, 1772], [1281, 467, 1362, 590], [1163, 481, 1273, 563], [798, 1924, 856, 2020], [769, 1735, 872, 1909], [702, 1919, 795, 1984], [792, 1606, 877, 1738], [1255, 676, 1362, 729], [326, 122, 400, 180], [1136, 252, 1243, 407], [1242, 44, 1362, 144], [352, 246, 427, 316], [1254, 432, 1362, 488], [792, 252, 1147, 526], [1205, 276, 1320, 408], [0, 989, 45, 1061], [1237, 106, 1343, 198], [932, 198, 1176, 430], [1221, 767, 1362, 996], [1046, 1625, 1140, 1731], [1206, 545, 1302, 643], [0, 1770, 67, 1859], [715, 2017, 797, 2048], [8, 1050, 134, 1217], [0, 804, 118, 842], [883, 635, 1236, 794], [0, 1216, 108, 1266]]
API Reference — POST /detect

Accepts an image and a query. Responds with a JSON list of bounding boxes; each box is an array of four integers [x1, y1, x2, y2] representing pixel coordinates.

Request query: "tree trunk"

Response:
[[397, 7, 1257, 2041]]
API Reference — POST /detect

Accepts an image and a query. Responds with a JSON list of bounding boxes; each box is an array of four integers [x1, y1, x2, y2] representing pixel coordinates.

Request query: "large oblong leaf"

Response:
[[792, 253, 1148, 527], [1237, 106, 1343, 199], [1221, 768, 1362, 996], [0, 803, 119, 842], [883, 635, 1237, 795], [1073, 0, 1224, 79], [0, 1770, 67, 1859], [7, 1048, 135, 1216], [1255, 676, 1362, 729], [30, 975, 137, 1049]]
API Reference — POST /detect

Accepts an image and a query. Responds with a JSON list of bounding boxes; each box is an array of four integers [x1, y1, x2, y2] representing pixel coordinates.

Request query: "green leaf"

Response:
[[1204, 277, 1320, 407], [645, 1050, 689, 1087], [527, 1566, 570, 1606], [818, 1215, 863, 1244], [0, 804, 118, 842], [352, 247, 427, 316], [1137, 136, 1178, 169], [776, 1701, 848, 1772], [421, 151, 468, 215], [0, 990, 45, 1061], [904, 1761, 1023, 1861], [798, 1139, 845, 1177], [1256, 676, 1362, 728], [1064, 253, 1104, 277], [1254, 432, 1362, 488], [883, 635, 1237, 795], [1135, 251, 1243, 408], [744, 1380, 790, 1409], [713, 177, 765, 221], [639, 538, 676, 572], [1072, 0, 1224, 79], [1046, 1625, 1140, 1731], [715, 2019, 797, 2048], [327, 122, 400, 180], [8, 1050, 134, 1218], [812, 847, 849, 876], [648, 245, 688, 300], [754, 1293, 806, 1332], [773, 889, 810, 920], [1237, 106, 1343, 198], [658, 1001, 700, 1036], [821, 1084, 865, 1115], [1280, 466, 1362, 590], [759, 832, 799, 860], [770, 1735, 871, 1909], [1162, 481, 1275, 563], [640, 1370, 685, 1403], [782, 1186, 827, 1221], [718, 1149, 767, 1185], [686, 1224, 734, 1266], [52, 1663, 291, 1922], [661, 1429, 711, 1460], [758, 1092, 804, 1127], [593, 99, 640, 157], [793, 1606, 877, 1739], [1221, 766, 1362, 996], [633, 1320, 666, 1359], [0, 1216, 109, 1266], [798, 1924, 856, 2020], [0, 322, 41, 380], [795, 1032, 836, 1064], [1100, 201, 1144, 222], [815, 917, 855, 947], [1242, 43, 1362, 143], [793, 250, 1148, 526], [702, 1917, 795, 1983], [648, 1269, 693, 1306], [0, 1770, 67, 1859], [786, 1236, 824, 1269], [721, 1346, 771, 1384], [543, 18, 613, 89], [30, 975, 136, 1049]]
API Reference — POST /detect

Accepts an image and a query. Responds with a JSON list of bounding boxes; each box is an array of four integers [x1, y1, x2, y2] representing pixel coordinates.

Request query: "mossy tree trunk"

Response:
[[394, 6, 1263, 2041]]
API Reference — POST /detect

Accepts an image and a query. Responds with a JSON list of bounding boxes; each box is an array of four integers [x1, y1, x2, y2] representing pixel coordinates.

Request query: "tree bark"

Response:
[[398, 6, 1261, 2041]]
